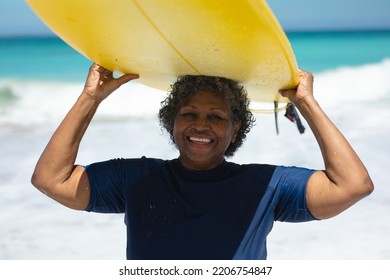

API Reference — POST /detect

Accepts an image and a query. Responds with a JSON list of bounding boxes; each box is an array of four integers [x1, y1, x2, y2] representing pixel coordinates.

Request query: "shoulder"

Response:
[[266, 165, 316, 196], [85, 157, 173, 187], [85, 156, 167, 171], [222, 162, 277, 186], [270, 165, 315, 185], [229, 162, 276, 177]]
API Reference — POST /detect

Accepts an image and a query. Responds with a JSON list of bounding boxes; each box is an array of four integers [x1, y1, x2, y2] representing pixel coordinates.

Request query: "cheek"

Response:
[[216, 125, 236, 144]]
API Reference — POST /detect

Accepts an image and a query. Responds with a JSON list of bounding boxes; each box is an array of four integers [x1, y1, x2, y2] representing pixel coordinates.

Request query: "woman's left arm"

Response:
[[280, 70, 374, 219]]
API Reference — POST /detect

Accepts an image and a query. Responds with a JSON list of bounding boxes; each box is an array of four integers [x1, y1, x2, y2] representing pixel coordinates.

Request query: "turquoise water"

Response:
[[288, 30, 390, 72], [1, 30, 390, 81], [0, 37, 90, 81]]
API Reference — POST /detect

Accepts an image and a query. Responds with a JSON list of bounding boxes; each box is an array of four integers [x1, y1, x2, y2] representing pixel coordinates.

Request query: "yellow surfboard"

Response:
[[26, 0, 299, 104]]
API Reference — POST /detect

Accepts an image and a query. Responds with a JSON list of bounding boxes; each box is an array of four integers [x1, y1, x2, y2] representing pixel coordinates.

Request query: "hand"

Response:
[[82, 63, 139, 103], [279, 69, 314, 106]]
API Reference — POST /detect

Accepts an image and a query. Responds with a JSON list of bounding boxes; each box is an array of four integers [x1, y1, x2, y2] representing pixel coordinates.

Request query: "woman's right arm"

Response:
[[31, 64, 139, 210]]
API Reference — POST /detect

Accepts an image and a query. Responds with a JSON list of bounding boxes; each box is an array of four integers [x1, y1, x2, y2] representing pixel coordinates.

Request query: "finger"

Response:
[[89, 62, 101, 70], [298, 69, 314, 83], [89, 63, 108, 75], [100, 69, 114, 80], [85, 63, 101, 84], [88, 63, 99, 75]]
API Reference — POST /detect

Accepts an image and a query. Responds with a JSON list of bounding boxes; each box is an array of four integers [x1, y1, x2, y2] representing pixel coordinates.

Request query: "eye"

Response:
[[208, 114, 224, 122], [181, 112, 197, 120]]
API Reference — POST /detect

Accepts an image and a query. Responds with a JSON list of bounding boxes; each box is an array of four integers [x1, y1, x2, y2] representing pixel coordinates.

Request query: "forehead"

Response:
[[183, 90, 230, 109]]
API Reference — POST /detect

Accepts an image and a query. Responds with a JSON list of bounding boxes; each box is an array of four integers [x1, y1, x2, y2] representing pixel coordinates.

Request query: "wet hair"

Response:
[[158, 75, 255, 157]]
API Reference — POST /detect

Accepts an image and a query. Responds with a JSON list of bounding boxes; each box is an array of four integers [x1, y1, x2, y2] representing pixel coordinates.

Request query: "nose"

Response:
[[192, 116, 211, 131]]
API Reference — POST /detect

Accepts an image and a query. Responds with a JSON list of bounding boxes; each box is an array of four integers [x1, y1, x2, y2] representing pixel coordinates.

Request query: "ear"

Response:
[[231, 121, 242, 143]]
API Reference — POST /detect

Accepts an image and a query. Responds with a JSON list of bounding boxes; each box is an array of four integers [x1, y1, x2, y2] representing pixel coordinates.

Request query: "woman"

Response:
[[31, 63, 373, 259]]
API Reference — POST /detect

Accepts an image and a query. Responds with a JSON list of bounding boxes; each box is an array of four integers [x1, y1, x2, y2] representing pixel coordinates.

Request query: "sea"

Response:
[[1, 30, 390, 260]]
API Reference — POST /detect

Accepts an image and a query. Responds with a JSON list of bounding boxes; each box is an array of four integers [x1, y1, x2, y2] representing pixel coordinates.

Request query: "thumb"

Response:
[[279, 88, 297, 102], [106, 73, 140, 95], [117, 73, 140, 86]]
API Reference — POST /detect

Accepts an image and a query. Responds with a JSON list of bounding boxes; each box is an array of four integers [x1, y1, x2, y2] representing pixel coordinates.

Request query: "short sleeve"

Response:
[[84, 158, 129, 213], [271, 166, 318, 222]]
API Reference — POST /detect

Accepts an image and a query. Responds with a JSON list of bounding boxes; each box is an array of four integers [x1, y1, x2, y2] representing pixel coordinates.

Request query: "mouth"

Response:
[[188, 136, 213, 144]]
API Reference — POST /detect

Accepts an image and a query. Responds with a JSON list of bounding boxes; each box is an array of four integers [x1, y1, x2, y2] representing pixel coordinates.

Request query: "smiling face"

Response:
[[173, 91, 241, 170]]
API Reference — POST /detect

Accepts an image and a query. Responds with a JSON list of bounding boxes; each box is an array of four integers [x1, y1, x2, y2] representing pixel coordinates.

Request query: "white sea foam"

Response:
[[0, 60, 389, 259], [1, 59, 389, 127], [315, 59, 390, 106], [0, 79, 166, 128]]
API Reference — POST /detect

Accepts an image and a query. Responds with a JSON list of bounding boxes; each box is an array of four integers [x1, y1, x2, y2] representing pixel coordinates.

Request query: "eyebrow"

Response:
[[180, 105, 229, 114]]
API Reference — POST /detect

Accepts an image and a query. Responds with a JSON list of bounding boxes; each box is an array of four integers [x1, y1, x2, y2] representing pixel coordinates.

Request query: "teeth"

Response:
[[189, 137, 212, 143]]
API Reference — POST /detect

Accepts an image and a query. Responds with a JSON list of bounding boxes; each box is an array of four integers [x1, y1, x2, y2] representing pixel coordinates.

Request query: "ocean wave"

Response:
[[314, 58, 390, 107], [0, 85, 19, 106], [0, 79, 165, 128], [0, 59, 389, 128]]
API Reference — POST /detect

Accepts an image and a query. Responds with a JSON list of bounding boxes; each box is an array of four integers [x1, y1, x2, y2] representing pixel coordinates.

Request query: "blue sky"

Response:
[[1, 0, 390, 37]]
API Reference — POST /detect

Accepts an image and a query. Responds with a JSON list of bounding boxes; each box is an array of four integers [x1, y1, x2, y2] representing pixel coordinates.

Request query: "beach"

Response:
[[1, 31, 390, 259]]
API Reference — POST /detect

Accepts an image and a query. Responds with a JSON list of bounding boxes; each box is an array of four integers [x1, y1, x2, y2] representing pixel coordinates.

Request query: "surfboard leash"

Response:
[[272, 102, 305, 135], [274, 101, 280, 135], [250, 102, 305, 134], [284, 103, 305, 134]]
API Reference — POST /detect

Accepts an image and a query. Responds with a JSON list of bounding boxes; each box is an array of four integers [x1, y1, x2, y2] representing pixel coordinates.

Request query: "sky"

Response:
[[1, 0, 390, 37]]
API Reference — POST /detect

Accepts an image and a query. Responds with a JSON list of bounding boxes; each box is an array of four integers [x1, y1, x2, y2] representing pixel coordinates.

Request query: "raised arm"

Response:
[[31, 63, 139, 210], [280, 70, 374, 219]]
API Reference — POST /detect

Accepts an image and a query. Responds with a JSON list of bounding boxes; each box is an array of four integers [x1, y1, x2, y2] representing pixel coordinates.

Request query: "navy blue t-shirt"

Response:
[[85, 157, 316, 259]]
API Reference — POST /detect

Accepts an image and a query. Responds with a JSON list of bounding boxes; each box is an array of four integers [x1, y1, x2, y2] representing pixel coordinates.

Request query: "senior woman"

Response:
[[31, 63, 373, 259]]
